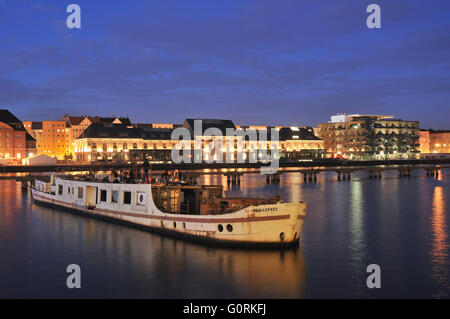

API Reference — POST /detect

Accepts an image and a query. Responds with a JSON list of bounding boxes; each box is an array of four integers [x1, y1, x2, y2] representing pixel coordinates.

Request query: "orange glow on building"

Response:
[[41, 121, 70, 159], [1, 110, 36, 163], [152, 123, 174, 129], [430, 131, 450, 153], [419, 130, 430, 153]]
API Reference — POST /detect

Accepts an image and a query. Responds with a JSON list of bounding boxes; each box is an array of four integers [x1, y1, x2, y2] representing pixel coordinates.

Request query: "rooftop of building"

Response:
[[61, 115, 85, 126], [61, 115, 133, 127], [25, 132, 36, 142], [424, 129, 450, 133], [183, 119, 236, 135], [278, 127, 322, 141], [0, 110, 26, 131]]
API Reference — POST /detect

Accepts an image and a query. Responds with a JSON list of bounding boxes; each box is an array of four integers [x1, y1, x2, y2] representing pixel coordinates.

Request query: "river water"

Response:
[[0, 170, 449, 298]]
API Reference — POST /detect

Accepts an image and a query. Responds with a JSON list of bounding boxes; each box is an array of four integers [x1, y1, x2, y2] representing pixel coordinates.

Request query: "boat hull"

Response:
[[31, 180, 305, 249]]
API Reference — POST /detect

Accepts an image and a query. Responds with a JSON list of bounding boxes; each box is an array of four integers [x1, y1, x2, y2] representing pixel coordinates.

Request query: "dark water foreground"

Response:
[[0, 170, 448, 298]]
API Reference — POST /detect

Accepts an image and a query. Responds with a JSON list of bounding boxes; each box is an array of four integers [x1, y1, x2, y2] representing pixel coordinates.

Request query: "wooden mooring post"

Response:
[[369, 168, 383, 179], [398, 167, 412, 178], [265, 171, 282, 184], [224, 171, 244, 185], [336, 169, 352, 181], [425, 167, 440, 178], [302, 171, 318, 183]]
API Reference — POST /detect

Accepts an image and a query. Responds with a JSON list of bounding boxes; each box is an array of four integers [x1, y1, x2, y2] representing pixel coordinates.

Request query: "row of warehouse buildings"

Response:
[[1, 109, 449, 164]]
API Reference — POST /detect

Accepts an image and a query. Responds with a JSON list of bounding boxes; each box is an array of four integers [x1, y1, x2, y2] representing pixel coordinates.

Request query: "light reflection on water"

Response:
[[0, 170, 449, 298], [431, 186, 448, 298]]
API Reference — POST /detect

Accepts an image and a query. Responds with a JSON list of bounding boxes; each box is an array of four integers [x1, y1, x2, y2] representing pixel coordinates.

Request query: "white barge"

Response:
[[31, 176, 306, 248]]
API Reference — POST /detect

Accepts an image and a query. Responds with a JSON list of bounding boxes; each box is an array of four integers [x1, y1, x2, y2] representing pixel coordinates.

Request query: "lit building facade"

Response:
[[279, 127, 324, 160], [41, 121, 71, 159], [419, 130, 430, 153], [74, 124, 175, 162], [23, 121, 43, 154], [317, 114, 420, 160], [0, 110, 36, 162], [429, 131, 450, 153], [74, 119, 324, 163]]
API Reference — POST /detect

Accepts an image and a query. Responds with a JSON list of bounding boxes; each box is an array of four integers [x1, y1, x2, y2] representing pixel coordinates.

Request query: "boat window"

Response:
[[100, 190, 107, 202], [111, 190, 119, 203], [137, 192, 146, 206], [58, 185, 63, 195], [78, 187, 83, 199], [123, 191, 132, 205]]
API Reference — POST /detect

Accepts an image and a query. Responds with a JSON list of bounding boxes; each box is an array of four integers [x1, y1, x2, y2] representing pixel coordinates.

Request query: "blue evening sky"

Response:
[[0, 0, 449, 128]]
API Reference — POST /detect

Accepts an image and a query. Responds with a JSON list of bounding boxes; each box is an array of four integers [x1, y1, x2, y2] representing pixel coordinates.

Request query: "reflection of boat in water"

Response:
[[31, 174, 306, 248], [161, 239, 306, 298], [28, 202, 307, 297]]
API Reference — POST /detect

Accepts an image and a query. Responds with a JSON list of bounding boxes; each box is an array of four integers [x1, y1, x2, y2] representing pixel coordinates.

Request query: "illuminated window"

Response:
[[111, 190, 119, 203]]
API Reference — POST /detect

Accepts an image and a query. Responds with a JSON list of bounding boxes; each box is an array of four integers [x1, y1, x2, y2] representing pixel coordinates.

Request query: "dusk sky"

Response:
[[0, 0, 449, 128]]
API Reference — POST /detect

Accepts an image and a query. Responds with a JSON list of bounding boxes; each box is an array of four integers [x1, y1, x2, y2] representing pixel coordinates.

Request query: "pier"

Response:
[[2, 160, 449, 188], [1, 158, 450, 174]]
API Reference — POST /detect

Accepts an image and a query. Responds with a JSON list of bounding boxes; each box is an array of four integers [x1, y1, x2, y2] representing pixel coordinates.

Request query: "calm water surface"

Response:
[[0, 170, 449, 298]]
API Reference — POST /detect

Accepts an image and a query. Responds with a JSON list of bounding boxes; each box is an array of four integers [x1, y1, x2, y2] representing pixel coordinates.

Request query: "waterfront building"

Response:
[[74, 123, 174, 162], [279, 127, 324, 160], [73, 119, 324, 163], [429, 130, 450, 154], [60, 116, 94, 142], [25, 115, 134, 160], [234, 124, 324, 160], [23, 121, 43, 154], [61, 115, 133, 155], [317, 113, 420, 160], [40, 121, 71, 160], [0, 110, 36, 162], [419, 130, 430, 153]]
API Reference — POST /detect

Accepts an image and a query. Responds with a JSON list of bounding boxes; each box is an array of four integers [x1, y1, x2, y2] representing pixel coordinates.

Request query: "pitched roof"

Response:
[[25, 132, 36, 142], [278, 127, 322, 141], [0, 109, 22, 124], [0, 110, 25, 131], [88, 116, 132, 126], [183, 119, 236, 135], [117, 117, 132, 126], [78, 123, 172, 140]]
